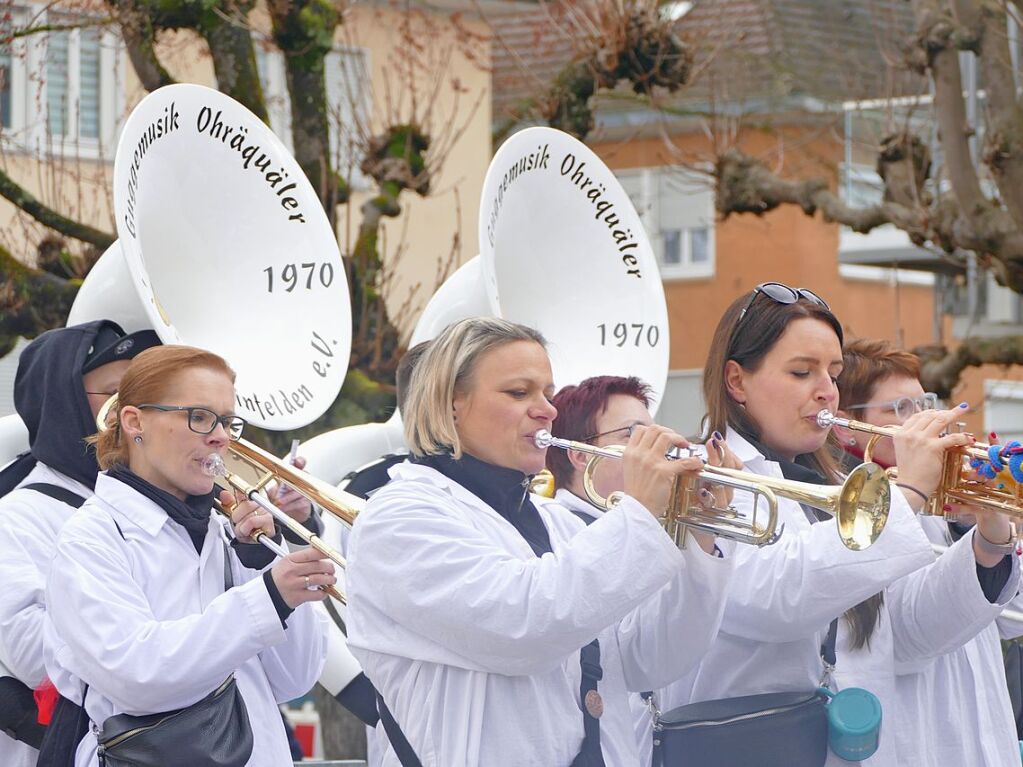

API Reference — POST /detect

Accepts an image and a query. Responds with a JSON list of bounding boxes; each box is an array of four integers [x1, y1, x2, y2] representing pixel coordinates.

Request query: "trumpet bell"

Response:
[[835, 462, 891, 551]]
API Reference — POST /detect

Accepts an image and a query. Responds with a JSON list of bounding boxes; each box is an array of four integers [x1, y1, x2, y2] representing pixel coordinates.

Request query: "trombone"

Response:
[[533, 430, 890, 550], [97, 397, 362, 603], [815, 409, 1023, 519]]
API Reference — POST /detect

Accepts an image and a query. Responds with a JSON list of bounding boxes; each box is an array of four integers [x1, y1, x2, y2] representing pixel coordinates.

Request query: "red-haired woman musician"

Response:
[[345, 317, 736, 766], [836, 338, 1021, 767], [41, 345, 331, 767]]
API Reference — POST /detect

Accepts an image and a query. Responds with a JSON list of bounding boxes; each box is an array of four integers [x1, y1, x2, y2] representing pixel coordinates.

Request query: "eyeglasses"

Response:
[[731, 283, 830, 345], [846, 393, 938, 422], [581, 424, 639, 443], [137, 404, 246, 440]]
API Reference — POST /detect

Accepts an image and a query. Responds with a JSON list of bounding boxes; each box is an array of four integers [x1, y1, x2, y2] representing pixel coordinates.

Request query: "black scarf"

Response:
[[108, 467, 215, 553], [412, 452, 553, 556]]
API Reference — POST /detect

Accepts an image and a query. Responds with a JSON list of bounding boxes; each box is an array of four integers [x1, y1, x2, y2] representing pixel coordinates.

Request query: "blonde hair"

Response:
[[403, 318, 547, 458], [92, 345, 236, 470]]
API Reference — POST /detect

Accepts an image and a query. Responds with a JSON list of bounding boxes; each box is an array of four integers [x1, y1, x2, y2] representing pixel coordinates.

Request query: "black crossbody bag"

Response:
[[648, 620, 836, 767], [93, 525, 254, 767]]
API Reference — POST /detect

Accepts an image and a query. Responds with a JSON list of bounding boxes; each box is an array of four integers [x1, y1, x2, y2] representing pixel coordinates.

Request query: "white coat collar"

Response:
[[724, 427, 766, 464], [551, 487, 602, 519], [92, 472, 172, 537], [387, 460, 523, 521]]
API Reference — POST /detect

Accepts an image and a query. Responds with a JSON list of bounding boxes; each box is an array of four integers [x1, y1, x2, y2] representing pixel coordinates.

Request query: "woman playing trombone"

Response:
[[653, 283, 1017, 767], [345, 317, 737, 766], [42, 345, 331, 767]]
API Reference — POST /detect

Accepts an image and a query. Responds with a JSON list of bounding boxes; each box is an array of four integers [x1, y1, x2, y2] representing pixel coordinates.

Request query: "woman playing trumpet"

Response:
[[41, 345, 331, 767], [836, 338, 1021, 767], [345, 318, 737, 766], [652, 283, 1018, 767]]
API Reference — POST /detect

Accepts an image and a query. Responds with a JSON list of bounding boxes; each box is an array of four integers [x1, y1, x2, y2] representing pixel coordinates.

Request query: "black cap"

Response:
[[81, 328, 162, 374]]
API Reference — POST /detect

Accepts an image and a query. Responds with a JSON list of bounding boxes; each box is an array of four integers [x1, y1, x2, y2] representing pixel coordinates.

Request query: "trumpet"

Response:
[[533, 430, 890, 550], [97, 396, 361, 602], [815, 409, 1023, 519]]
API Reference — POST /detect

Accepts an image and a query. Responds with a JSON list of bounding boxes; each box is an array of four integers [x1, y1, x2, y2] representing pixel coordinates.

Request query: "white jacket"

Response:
[[656, 429, 942, 766], [345, 461, 735, 766], [890, 515, 1022, 767], [0, 462, 91, 767], [42, 472, 328, 767]]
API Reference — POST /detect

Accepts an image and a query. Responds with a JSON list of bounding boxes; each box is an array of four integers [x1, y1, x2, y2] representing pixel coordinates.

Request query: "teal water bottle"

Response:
[[817, 687, 882, 761]]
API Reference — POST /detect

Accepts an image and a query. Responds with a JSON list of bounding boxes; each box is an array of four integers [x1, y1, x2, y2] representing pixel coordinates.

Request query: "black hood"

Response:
[[13, 320, 126, 490]]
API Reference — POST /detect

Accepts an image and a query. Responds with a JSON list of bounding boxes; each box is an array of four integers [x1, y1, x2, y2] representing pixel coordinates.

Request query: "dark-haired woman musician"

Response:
[[42, 345, 331, 767], [345, 317, 736, 766], [654, 284, 1019, 766]]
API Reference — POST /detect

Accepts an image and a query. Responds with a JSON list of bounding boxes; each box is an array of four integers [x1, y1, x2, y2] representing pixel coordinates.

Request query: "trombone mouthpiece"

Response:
[[201, 453, 227, 477], [534, 430, 554, 449], [816, 410, 836, 429]]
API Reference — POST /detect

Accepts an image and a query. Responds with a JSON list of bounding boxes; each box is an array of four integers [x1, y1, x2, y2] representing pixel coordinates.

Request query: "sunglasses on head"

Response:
[[730, 282, 830, 345]]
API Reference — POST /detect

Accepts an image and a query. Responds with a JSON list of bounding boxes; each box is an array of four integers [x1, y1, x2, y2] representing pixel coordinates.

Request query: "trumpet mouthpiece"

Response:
[[816, 410, 836, 429], [201, 453, 227, 477], [534, 430, 553, 448]]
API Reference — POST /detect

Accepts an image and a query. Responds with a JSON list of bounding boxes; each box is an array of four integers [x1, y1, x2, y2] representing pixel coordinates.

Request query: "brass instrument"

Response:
[[816, 409, 1023, 519], [533, 430, 890, 550], [97, 397, 361, 603]]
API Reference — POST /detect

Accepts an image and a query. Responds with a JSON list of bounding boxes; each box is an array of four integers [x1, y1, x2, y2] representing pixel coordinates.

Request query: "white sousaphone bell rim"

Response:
[[109, 83, 351, 430], [476, 126, 669, 413]]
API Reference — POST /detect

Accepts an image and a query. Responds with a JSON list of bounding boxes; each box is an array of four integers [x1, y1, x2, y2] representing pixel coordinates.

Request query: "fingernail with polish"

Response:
[[713, 431, 724, 442], [958, 402, 969, 409]]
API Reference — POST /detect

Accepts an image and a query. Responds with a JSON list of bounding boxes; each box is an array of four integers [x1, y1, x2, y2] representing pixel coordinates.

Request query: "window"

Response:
[[0, 10, 121, 157], [256, 43, 370, 190], [0, 13, 11, 130], [616, 166, 716, 280], [46, 24, 103, 142]]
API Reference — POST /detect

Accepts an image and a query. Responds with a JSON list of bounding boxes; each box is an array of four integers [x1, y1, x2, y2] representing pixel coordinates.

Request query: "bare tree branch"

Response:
[[203, 2, 269, 123], [108, 0, 175, 91], [916, 336, 1023, 399], [0, 169, 115, 248]]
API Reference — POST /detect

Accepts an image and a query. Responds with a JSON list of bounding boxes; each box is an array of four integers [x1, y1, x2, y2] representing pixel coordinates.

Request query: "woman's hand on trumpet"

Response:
[[892, 404, 974, 511], [271, 547, 337, 608], [622, 425, 740, 554]]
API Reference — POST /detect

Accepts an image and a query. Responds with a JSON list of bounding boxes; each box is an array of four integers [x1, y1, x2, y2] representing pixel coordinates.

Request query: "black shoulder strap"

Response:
[[23, 483, 86, 509], [376, 692, 423, 767], [570, 639, 606, 766], [569, 508, 598, 526]]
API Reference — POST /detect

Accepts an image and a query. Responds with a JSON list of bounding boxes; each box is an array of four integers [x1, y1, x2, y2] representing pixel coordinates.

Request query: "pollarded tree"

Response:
[[493, 0, 1023, 397]]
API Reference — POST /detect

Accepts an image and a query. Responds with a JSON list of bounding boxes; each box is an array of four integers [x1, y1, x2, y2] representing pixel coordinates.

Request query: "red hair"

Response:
[[546, 376, 652, 487]]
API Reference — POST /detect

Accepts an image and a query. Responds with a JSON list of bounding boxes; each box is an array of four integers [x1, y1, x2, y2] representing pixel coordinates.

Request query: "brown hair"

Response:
[[702, 290, 844, 481], [92, 345, 236, 470], [838, 338, 921, 410], [703, 290, 885, 649], [835, 337, 921, 649]]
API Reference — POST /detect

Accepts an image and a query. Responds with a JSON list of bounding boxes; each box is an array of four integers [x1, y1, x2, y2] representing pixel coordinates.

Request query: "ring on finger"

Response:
[[304, 575, 310, 588]]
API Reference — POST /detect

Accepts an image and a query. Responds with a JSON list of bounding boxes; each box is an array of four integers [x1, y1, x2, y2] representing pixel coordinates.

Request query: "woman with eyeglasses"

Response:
[[345, 318, 736, 766], [41, 345, 330, 767], [649, 283, 1015, 767], [836, 338, 1021, 767]]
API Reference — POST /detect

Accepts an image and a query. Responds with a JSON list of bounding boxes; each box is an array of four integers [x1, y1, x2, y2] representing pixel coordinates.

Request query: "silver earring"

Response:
[[847, 438, 856, 446], [134, 435, 143, 445]]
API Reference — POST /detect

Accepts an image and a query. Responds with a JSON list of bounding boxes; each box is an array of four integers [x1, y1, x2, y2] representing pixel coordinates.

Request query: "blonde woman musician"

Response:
[[345, 318, 736, 766], [836, 338, 1021, 767], [42, 345, 330, 767]]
